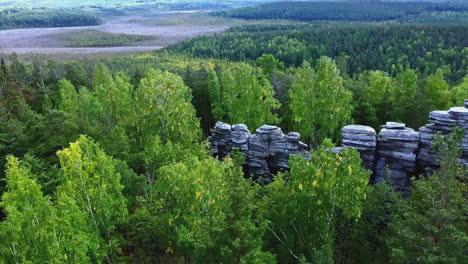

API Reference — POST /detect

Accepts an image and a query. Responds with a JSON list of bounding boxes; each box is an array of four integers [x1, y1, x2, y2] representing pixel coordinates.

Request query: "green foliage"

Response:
[[56, 135, 128, 262], [58, 79, 79, 113], [289, 57, 353, 145], [0, 156, 94, 264], [387, 131, 468, 264], [0, 8, 100, 30], [425, 68, 452, 110], [334, 183, 401, 264], [349, 67, 462, 130], [256, 54, 284, 77], [215, 1, 468, 22], [61, 30, 152, 48], [215, 62, 280, 129], [134, 69, 201, 146], [93, 65, 134, 131], [171, 25, 468, 82], [208, 68, 223, 122], [141, 135, 208, 187], [129, 156, 274, 263], [451, 77, 468, 105], [350, 70, 398, 129], [0, 70, 42, 191], [263, 140, 370, 263]]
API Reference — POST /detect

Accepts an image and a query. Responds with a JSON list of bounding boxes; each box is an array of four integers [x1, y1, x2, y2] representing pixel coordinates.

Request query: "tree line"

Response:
[[214, 1, 468, 22], [0, 8, 101, 30], [169, 24, 468, 83]]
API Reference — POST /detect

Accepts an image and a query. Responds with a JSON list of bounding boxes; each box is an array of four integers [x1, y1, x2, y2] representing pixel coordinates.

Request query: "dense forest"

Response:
[[216, 0, 468, 22], [0, 8, 101, 30], [0, 48, 466, 263], [170, 24, 468, 82], [0, 1, 467, 264], [61, 30, 153, 48]]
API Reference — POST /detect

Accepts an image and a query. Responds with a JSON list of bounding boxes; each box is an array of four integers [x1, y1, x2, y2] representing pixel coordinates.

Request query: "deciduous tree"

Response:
[[263, 140, 369, 263], [289, 57, 353, 145]]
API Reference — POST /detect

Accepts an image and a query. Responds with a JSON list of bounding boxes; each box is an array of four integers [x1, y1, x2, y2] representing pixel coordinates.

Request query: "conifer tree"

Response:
[[388, 130, 467, 263]]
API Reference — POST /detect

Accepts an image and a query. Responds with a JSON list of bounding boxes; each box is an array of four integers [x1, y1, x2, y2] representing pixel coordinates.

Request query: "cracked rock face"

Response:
[[418, 104, 468, 169], [209, 122, 309, 183], [374, 122, 420, 193], [336, 102, 467, 193], [341, 125, 377, 170], [210, 122, 233, 158], [211, 101, 468, 190]]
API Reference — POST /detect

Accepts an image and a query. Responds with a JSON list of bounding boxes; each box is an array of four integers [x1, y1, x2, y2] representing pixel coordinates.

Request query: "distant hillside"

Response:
[[215, 1, 468, 22], [0, 8, 101, 30], [0, 1, 272, 10]]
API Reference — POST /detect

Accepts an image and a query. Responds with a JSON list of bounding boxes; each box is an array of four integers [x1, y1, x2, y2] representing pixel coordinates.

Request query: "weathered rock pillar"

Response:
[[374, 122, 419, 193], [417, 104, 468, 171], [209, 122, 309, 183], [341, 125, 377, 170]]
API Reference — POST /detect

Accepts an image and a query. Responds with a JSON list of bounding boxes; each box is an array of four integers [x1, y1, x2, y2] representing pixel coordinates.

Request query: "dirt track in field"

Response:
[[0, 11, 228, 56]]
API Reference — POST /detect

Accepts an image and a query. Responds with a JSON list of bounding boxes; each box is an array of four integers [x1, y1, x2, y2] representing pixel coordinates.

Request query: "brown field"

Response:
[[0, 11, 234, 60]]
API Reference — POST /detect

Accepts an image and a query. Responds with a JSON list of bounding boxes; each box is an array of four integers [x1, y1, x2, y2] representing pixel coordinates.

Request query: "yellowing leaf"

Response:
[[298, 183, 304, 191]]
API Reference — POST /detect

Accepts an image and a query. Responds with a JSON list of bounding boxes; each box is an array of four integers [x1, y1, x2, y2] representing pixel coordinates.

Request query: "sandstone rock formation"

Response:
[[209, 122, 309, 182], [418, 105, 468, 170], [210, 122, 234, 158], [334, 101, 467, 192], [374, 122, 419, 193], [210, 102, 467, 190], [340, 125, 377, 170]]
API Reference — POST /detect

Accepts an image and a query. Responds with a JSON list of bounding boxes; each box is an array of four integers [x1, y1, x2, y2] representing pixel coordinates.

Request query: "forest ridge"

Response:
[[0, 1, 467, 263]]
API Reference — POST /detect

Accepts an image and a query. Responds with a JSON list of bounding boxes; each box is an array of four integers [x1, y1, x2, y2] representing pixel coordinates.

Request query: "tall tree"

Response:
[[451, 76, 468, 106], [217, 63, 280, 129], [256, 54, 283, 76], [93, 65, 134, 132], [387, 130, 467, 264], [133, 69, 201, 147], [263, 140, 369, 263], [56, 136, 128, 263], [391, 69, 418, 123], [425, 67, 451, 110], [129, 155, 274, 263], [289, 57, 353, 145], [334, 183, 401, 264], [57, 79, 79, 114], [208, 68, 224, 122], [0, 156, 93, 264]]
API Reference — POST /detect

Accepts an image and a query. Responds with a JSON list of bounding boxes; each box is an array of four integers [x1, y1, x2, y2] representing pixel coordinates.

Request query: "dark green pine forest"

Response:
[[0, 1, 467, 263]]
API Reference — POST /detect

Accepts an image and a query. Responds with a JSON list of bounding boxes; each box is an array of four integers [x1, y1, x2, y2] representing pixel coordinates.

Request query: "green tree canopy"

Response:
[[263, 140, 369, 263], [289, 57, 353, 145], [0, 156, 94, 264], [388, 131, 467, 264], [57, 135, 128, 262], [129, 155, 274, 263], [134, 69, 201, 147], [215, 63, 280, 129]]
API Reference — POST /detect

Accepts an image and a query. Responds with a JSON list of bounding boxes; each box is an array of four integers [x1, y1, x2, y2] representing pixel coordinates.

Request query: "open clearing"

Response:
[[0, 11, 232, 58]]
